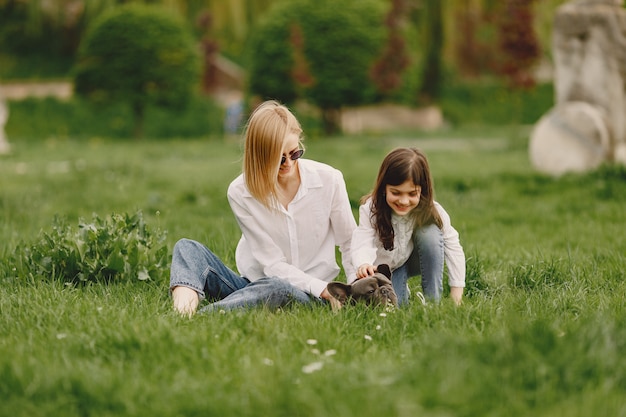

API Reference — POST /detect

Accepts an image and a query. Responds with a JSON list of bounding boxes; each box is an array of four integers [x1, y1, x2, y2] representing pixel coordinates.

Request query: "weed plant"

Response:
[[6, 211, 168, 284], [0, 131, 625, 416]]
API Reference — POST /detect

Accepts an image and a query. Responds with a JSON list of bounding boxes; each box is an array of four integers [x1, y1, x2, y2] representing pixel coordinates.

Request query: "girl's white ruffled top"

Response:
[[351, 198, 466, 287]]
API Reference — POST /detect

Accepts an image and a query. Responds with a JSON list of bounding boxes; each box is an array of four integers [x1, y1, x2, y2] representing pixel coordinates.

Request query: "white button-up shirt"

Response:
[[351, 199, 466, 287], [227, 159, 356, 297]]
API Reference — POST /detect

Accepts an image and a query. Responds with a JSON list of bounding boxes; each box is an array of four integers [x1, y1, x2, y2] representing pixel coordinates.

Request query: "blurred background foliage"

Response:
[[0, 0, 566, 81], [247, 0, 386, 134], [0, 0, 573, 136], [73, 3, 201, 138]]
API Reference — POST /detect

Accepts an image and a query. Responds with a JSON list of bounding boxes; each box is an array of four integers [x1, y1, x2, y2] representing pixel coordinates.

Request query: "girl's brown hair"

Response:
[[242, 100, 303, 209], [362, 147, 443, 251]]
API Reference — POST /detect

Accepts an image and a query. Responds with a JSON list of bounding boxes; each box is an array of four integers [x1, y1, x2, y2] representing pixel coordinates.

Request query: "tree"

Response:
[[371, 0, 411, 97], [418, 0, 444, 103], [451, 1, 499, 79], [73, 4, 200, 138], [495, 0, 540, 89], [246, 2, 300, 106], [247, 0, 385, 134]]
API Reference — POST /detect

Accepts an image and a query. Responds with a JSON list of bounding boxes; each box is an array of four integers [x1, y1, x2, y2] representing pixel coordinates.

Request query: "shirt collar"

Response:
[[298, 159, 323, 190]]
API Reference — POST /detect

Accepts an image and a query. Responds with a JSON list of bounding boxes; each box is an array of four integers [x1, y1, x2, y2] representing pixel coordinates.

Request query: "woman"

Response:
[[170, 100, 356, 315]]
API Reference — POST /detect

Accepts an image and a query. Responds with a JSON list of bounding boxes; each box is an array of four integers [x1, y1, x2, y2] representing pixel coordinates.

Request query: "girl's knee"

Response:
[[416, 224, 442, 240]]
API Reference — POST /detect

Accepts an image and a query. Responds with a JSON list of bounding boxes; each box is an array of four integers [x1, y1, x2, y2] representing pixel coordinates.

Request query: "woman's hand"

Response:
[[450, 287, 463, 305], [356, 263, 376, 279], [320, 288, 333, 301]]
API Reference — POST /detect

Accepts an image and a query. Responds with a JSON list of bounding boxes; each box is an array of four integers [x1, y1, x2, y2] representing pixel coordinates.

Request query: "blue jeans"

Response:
[[391, 223, 444, 305], [170, 238, 316, 313]]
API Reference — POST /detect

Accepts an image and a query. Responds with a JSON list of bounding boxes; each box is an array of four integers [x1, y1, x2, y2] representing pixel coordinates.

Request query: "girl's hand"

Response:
[[356, 263, 376, 279], [450, 287, 463, 305]]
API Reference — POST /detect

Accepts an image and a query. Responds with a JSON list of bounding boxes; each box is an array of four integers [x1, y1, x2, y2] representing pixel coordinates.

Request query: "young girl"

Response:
[[351, 147, 465, 305], [169, 100, 356, 315]]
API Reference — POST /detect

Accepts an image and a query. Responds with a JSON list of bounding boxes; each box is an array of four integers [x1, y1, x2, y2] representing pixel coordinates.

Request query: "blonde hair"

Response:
[[243, 100, 303, 209]]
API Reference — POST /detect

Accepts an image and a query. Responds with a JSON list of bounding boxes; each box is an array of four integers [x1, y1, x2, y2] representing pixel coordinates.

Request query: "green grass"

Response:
[[1, 130, 625, 416]]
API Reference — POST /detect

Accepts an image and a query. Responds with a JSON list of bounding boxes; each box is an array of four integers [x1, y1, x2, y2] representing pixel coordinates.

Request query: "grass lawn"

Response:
[[1, 129, 625, 416]]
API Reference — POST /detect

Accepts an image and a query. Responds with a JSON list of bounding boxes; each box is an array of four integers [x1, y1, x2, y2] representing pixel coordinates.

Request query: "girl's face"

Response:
[[278, 132, 301, 180], [385, 180, 421, 216]]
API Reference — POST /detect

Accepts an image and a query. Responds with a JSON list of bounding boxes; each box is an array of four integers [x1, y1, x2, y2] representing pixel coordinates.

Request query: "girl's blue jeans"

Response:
[[391, 223, 444, 305], [169, 238, 317, 313]]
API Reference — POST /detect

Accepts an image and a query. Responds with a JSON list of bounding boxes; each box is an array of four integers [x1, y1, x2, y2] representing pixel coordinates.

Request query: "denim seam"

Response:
[[207, 264, 243, 294], [417, 226, 444, 299]]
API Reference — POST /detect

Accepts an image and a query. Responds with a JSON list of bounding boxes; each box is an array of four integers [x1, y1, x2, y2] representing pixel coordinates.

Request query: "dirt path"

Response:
[[0, 81, 72, 100]]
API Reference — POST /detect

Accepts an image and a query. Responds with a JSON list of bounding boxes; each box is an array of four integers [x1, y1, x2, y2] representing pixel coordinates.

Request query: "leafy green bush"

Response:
[[247, 0, 385, 133], [73, 4, 200, 138], [246, 2, 299, 105], [5, 211, 169, 284]]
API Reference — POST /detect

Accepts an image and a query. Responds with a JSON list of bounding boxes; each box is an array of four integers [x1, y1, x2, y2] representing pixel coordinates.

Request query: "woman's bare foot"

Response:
[[172, 286, 199, 317]]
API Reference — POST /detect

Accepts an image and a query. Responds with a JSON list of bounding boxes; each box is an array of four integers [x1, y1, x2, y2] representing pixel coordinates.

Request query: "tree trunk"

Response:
[[419, 0, 444, 104], [0, 98, 10, 155], [321, 107, 342, 136], [132, 101, 144, 139]]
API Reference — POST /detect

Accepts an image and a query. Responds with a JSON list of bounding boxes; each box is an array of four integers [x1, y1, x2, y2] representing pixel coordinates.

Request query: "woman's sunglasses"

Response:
[[281, 149, 305, 165]]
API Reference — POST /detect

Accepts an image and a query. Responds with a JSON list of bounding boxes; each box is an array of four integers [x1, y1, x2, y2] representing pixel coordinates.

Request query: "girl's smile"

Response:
[[385, 180, 421, 216]]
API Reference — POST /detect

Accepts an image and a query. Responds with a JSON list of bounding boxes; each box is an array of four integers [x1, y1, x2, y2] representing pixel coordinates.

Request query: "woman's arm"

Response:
[[329, 170, 358, 281]]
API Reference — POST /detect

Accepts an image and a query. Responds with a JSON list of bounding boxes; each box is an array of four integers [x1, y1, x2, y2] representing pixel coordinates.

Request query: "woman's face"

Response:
[[385, 180, 421, 216], [278, 132, 301, 180]]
